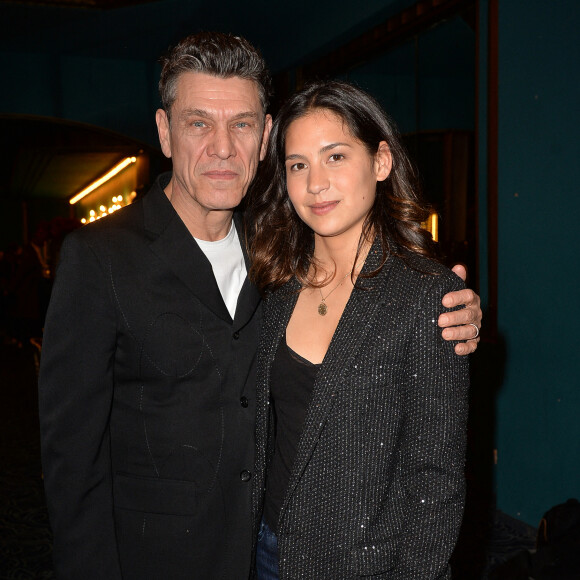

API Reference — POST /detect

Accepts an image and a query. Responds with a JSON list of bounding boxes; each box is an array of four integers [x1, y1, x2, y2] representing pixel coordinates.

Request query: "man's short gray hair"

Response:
[[159, 31, 272, 119]]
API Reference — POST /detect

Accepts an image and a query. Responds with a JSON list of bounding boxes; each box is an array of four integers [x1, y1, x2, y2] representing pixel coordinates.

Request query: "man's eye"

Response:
[[235, 122, 250, 128], [192, 121, 206, 128]]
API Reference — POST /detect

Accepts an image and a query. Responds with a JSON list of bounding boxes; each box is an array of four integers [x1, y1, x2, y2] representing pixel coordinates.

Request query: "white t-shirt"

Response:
[[195, 222, 247, 320]]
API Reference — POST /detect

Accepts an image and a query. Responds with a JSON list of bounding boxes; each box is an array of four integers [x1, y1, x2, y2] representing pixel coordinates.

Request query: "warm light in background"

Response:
[[69, 157, 137, 205], [80, 192, 137, 224], [422, 211, 439, 242]]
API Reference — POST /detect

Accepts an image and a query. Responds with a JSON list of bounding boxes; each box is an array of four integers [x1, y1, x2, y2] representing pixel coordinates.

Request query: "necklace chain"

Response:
[[317, 271, 351, 316]]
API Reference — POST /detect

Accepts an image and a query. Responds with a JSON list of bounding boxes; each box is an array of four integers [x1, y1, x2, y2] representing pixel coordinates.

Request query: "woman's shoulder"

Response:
[[390, 246, 454, 275], [262, 277, 301, 307], [385, 248, 464, 294]]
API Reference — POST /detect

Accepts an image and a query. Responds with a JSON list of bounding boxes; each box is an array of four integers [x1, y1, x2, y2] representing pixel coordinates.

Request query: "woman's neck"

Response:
[[312, 230, 372, 282]]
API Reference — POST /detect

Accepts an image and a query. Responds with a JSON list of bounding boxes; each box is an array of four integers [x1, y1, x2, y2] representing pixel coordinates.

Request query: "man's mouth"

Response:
[[203, 170, 238, 180]]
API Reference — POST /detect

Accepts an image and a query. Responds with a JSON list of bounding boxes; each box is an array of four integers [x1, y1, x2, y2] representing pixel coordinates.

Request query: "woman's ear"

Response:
[[375, 141, 392, 182]]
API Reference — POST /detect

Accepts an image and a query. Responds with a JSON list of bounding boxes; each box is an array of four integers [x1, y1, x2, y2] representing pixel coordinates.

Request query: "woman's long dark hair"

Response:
[[246, 80, 438, 293]]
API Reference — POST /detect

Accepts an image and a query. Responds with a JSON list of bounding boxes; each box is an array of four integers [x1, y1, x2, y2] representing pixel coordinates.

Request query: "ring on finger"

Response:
[[468, 323, 480, 340]]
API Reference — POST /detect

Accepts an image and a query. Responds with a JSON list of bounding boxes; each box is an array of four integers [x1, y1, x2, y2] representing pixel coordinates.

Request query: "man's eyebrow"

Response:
[[179, 109, 260, 121], [180, 108, 211, 120], [230, 111, 260, 121]]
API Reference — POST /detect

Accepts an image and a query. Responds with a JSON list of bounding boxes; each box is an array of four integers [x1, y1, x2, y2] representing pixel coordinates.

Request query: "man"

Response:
[[39, 32, 481, 580]]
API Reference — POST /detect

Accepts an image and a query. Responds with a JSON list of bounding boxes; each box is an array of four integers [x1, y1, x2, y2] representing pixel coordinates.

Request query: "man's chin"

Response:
[[207, 191, 246, 211]]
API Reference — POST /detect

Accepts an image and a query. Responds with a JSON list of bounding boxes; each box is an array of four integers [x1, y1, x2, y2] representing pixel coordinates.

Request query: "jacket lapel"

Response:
[[280, 242, 396, 520], [143, 176, 232, 324], [232, 212, 262, 331]]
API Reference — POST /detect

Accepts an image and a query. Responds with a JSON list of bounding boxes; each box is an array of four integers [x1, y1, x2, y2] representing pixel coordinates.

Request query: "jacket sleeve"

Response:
[[394, 271, 469, 579], [39, 232, 123, 579]]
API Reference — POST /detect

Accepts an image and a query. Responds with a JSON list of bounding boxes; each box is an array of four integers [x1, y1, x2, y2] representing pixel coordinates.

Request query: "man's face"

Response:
[[156, 72, 272, 216]]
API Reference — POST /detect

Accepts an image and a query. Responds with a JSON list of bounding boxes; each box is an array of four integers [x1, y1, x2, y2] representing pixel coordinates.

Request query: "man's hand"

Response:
[[439, 264, 482, 355]]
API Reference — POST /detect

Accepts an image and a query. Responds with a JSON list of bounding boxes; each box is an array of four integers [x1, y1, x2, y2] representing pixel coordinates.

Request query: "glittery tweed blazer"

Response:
[[252, 242, 469, 579]]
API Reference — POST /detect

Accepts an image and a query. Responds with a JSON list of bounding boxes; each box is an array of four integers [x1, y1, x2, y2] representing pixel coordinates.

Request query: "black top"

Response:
[[263, 339, 320, 532], [252, 241, 469, 579]]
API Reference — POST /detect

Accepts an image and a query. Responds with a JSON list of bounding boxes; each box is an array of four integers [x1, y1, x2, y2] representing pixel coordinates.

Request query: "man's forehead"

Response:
[[173, 71, 262, 113]]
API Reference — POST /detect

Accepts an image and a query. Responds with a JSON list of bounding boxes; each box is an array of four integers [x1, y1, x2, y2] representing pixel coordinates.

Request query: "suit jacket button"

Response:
[[233, 331, 240, 340], [240, 470, 252, 482], [240, 396, 249, 408]]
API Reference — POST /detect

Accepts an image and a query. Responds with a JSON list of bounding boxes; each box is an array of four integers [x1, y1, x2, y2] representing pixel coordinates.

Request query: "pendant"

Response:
[[318, 302, 328, 316]]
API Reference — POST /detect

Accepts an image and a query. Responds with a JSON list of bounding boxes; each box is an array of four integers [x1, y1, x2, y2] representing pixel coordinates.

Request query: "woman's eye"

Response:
[[329, 153, 344, 162], [290, 162, 306, 171]]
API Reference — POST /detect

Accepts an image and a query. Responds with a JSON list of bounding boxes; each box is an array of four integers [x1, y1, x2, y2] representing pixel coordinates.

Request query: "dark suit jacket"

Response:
[[39, 173, 261, 580], [252, 243, 469, 579]]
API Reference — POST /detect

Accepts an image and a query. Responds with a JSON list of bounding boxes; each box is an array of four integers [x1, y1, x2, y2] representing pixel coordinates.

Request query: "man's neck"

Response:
[[164, 180, 235, 242]]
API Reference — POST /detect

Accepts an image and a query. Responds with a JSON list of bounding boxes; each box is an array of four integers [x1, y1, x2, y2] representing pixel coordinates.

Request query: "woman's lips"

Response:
[[310, 201, 339, 216]]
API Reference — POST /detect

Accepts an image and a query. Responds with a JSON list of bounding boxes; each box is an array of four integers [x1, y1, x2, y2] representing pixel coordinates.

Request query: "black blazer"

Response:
[[39, 173, 261, 580], [252, 243, 469, 579]]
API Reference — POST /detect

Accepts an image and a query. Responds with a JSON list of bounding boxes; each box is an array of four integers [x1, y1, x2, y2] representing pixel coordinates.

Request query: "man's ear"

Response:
[[259, 114, 273, 161], [375, 141, 392, 182], [156, 109, 172, 159]]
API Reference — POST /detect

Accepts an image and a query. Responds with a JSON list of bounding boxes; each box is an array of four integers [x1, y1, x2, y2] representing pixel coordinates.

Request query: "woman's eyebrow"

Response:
[[285, 153, 305, 161], [285, 142, 352, 161], [320, 142, 350, 153]]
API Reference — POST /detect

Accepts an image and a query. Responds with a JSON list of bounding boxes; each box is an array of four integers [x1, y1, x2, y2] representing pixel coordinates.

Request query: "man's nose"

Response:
[[207, 126, 235, 159]]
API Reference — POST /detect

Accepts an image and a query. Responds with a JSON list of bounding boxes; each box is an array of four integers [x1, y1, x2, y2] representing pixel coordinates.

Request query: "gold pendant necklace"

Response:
[[317, 271, 351, 316]]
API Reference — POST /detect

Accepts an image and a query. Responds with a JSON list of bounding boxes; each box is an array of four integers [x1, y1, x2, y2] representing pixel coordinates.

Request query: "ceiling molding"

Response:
[[1, 0, 162, 9]]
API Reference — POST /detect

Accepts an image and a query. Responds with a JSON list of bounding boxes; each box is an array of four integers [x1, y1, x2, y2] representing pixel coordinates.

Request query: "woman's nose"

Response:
[[306, 164, 329, 194]]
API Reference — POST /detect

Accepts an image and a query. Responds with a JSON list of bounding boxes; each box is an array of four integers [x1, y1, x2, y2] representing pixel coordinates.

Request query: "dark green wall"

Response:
[[0, 0, 417, 148], [348, 16, 475, 134], [2, 0, 578, 526], [0, 51, 161, 146], [480, 0, 580, 524]]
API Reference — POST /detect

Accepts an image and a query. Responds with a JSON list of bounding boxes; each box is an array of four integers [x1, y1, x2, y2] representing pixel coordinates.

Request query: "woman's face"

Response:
[[284, 109, 391, 244]]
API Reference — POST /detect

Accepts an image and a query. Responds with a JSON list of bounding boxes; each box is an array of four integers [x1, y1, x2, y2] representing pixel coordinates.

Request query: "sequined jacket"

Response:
[[252, 242, 469, 579]]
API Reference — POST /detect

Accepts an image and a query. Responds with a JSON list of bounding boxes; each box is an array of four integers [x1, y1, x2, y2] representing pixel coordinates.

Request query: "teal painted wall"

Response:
[[347, 16, 475, 135], [59, 55, 157, 143], [0, 49, 160, 145], [2, 0, 578, 525], [0, 0, 418, 148], [491, 0, 580, 524]]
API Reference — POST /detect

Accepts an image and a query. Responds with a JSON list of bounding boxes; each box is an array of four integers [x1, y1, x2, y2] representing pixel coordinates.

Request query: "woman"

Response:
[[247, 80, 469, 579]]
